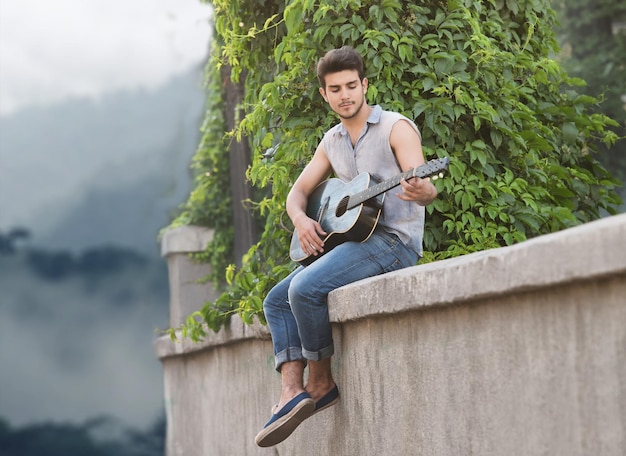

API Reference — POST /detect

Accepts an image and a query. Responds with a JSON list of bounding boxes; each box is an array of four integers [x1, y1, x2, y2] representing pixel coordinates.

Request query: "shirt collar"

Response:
[[336, 105, 382, 136]]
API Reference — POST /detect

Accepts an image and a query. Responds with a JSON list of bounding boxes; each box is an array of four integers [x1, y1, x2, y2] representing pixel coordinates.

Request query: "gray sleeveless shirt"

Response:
[[320, 105, 425, 256]]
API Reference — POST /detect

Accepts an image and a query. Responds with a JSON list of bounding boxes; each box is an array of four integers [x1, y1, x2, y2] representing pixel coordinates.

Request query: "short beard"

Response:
[[336, 94, 365, 120]]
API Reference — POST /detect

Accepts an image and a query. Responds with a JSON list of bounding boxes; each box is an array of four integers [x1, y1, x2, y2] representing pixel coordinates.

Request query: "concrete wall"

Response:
[[155, 214, 626, 456], [160, 225, 219, 328]]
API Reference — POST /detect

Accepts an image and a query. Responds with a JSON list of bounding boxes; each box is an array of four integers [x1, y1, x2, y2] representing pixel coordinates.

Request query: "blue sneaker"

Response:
[[255, 392, 315, 447], [312, 385, 340, 416]]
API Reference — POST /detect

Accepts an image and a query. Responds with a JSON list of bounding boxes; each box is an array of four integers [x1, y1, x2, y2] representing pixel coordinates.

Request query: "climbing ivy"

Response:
[[168, 0, 621, 341], [168, 39, 235, 283]]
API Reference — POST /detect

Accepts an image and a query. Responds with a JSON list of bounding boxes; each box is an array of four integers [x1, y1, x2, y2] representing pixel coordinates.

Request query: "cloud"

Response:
[[0, 0, 212, 115]]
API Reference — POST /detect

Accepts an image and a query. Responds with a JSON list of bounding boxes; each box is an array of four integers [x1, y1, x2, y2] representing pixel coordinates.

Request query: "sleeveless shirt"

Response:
[[320, 105, 425, 256]]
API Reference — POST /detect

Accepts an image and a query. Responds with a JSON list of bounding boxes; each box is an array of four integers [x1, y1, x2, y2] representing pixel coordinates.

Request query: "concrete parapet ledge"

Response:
[[330, 212, 626, 322], [154, 317, 269, 359], [155, 213, 626, 359]]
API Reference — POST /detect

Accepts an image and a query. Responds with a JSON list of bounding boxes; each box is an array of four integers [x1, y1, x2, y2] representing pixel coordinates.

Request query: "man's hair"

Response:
[[316, 46, 365, 88]]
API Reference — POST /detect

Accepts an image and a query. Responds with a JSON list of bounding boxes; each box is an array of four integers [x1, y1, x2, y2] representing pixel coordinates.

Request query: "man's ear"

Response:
[[319, 87, 328, 102], [362, 77, 368, 93]]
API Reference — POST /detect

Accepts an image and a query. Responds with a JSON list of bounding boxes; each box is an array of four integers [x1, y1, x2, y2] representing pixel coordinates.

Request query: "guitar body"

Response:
[[289, 173, 384, 266]]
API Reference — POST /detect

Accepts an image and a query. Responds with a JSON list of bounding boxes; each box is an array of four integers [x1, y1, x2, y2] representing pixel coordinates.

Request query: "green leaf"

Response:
[[284, 3, 303, 34]]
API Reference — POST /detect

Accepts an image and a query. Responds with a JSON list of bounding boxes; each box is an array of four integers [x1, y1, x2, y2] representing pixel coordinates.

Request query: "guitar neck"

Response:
[[346, 157, 449, 209], [348, 170, 413, 208]]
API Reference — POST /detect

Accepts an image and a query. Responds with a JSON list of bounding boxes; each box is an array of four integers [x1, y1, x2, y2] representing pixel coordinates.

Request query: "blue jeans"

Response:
[[263, 229, 418, 371]]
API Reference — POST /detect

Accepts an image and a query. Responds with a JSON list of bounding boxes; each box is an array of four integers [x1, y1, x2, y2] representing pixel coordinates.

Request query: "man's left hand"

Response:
[[397, 177, 437, 205]]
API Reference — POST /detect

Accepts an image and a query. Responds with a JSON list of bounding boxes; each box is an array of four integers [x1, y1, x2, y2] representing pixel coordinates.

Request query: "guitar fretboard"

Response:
[[347, 157, 449, 209]]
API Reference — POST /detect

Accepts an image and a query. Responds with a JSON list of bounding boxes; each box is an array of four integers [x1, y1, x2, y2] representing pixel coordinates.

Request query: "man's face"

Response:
[[320, 70, 368, 120]]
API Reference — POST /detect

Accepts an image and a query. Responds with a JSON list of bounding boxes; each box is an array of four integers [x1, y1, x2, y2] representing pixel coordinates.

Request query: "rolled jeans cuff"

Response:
[[274, 347, 306, 372], [302, 341, 334, 362]]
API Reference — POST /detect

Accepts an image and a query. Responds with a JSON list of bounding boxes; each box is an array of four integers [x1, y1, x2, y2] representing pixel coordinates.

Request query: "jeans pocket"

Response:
[[382, 257, 404, 274], [380, 231, 418, 271]]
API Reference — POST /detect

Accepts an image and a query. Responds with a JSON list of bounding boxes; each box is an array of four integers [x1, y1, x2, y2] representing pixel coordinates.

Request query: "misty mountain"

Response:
[[0, 413, 165, 456], [0, 66, 207, 256], [0, 245, 169, 428]]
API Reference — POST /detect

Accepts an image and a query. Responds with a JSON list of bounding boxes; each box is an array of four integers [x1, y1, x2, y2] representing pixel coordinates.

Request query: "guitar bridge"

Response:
[[317, 196, 330, 222]]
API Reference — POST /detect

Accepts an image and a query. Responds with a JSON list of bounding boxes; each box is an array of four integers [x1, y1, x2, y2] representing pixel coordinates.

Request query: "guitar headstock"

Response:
[[414, 157, 450, 179]]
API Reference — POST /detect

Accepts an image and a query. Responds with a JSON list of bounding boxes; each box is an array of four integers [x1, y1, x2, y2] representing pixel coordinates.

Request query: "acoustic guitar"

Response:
[[289, 157, 449, 265]]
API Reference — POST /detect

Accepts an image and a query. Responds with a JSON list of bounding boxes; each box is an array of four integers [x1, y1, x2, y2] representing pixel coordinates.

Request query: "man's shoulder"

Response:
[[379, 109, 409, 121], [376, 110, 411, 129], [378, 109, 421, 138]]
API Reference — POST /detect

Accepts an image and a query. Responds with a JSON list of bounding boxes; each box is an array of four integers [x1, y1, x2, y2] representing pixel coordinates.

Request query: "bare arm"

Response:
[[286, 145, 333, 256], [390, 120, 438, 206]]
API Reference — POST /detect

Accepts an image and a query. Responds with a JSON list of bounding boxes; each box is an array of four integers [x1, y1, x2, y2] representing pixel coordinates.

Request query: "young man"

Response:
[[255, 46, 438, 447]]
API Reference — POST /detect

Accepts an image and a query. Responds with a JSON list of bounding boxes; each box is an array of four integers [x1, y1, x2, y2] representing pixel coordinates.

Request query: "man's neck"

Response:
[[340, 104, 373, 146], [339, 103, 372, 130]]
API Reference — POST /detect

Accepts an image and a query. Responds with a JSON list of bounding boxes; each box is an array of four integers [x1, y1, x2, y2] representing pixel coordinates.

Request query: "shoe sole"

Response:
[[255, 398, 315, 447]]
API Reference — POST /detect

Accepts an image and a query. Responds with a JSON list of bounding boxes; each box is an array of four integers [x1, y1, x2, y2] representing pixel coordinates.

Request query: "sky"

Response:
[[0, 0, 213, 236], [0, 0, 213, 116], [0, 0, 213, 429]]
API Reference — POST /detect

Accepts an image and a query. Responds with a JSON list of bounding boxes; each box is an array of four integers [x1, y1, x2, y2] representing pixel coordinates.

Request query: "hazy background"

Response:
[[0, 0, 212, 452]]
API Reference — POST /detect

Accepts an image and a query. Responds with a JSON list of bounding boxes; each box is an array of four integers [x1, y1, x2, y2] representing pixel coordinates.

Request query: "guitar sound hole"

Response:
[[336, 196, 349, 217]]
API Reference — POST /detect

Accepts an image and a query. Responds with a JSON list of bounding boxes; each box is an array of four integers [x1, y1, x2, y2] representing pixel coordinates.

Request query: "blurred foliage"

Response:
[[167, 0, 622, 339], [553, 0, 626, 196]]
